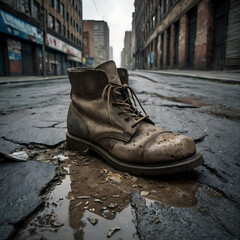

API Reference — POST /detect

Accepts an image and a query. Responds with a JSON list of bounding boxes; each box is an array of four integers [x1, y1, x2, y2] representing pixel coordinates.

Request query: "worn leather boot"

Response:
[[67, 61, 203, 175]]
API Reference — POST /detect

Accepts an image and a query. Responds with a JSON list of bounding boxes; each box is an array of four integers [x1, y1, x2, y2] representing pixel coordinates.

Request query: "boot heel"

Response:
[[66, 134, 90, 155]]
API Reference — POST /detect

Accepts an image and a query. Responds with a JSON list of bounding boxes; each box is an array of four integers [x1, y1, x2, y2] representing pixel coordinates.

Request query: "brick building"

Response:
[[134, 0, 240, 70], [83, 20, 109, 67], [0, 0, 83, 76]]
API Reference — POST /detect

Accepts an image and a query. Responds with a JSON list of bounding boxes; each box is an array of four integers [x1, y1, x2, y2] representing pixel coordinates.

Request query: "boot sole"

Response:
[[66, 132, 204, 176]]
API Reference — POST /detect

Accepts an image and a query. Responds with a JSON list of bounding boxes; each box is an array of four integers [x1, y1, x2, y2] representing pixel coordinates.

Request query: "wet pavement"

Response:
[[0, 72, 240, 239], [0, 159, 56, 239], [12, 145, 201, 240]]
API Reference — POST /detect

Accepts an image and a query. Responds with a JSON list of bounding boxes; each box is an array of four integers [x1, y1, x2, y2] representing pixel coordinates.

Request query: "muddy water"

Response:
[[15, 146, 200, 240]]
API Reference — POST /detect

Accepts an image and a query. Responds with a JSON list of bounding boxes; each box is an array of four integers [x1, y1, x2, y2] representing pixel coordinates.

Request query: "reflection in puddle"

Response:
[[16, 147, 201, 240], [16, 170, 75, 240], [80, 206, 138, 239], [16, 165, 138, 240]]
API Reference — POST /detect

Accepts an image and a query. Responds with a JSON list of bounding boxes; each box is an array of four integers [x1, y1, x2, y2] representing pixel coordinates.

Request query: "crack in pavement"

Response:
[[160, 104, 198, 109], [202, 163, 228, 182], [208, 111, 240, 122], [0, 158, 58, 240], [130, 188, 240, 240], [1, 136, 66, 149], [199, 165, 240, 208], [32, 121, 65, 129], [130, 73, 158, 83], [193, 135, 207, 144], [154, 92, 240, 123], [1, 136, 26, 146]]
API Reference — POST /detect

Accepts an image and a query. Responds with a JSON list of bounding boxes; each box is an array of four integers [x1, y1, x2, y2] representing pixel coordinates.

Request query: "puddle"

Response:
[[15, 165, 138, 240], [155, 93, 209, 108], [15, 144, 201, 239], [80, 206, 137, 239], [16, 171, 75, 240]]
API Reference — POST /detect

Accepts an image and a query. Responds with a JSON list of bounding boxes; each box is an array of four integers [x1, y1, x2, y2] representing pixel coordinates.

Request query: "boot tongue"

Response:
[[96, 60, 121, 85]]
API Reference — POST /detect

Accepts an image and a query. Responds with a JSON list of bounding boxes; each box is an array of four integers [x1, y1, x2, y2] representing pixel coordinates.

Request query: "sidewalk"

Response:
[[0, 75, 68, 85], [138, 69, 240, 84], [1, 70, 240, 85]]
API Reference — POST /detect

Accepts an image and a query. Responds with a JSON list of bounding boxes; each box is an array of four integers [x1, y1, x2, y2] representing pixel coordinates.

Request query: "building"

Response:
[[134, 0, 240, 70], [83, 20, 110, 67], [121, 31, 133, 69], [109, 46, 113, 60], [0, 0, 83, 76], [83, 21, 94, 66], [82, 20, 94, 66], [131, 12, 136, 68]]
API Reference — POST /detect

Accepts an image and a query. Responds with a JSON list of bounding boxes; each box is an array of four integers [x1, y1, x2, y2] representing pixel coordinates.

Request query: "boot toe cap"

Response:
[[143, 133, 196, 164]]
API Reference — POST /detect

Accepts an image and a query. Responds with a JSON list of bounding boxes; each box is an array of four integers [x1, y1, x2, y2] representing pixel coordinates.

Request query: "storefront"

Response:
[[0, 38, 5, 76], [67, 45, 82, 68], [45, 33, 82, 75], [0, 9, 43, 76], [45, 33, 66, 75]]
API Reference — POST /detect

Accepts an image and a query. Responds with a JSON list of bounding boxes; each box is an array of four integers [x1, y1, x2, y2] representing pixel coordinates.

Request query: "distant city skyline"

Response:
[[82, 0, 134, 67]]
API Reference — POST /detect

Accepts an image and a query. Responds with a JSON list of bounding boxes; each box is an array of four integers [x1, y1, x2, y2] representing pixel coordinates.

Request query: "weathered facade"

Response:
[[0, 0, 83, 76], [134, 0, 240, 70], [83, 20, 109, 67], [83, 20, 94, 66]]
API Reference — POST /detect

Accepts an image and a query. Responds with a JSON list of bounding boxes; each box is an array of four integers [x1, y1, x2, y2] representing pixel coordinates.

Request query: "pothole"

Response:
[[14, 143, 201, 240], [155, 93, 209, 108]]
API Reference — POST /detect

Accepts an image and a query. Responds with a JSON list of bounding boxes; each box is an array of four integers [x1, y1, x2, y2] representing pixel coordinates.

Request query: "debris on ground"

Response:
[[107, 227, 121, 238], [107, 203, 118, 209], [50, 220, 64, 228], [52, 154, 68, 162], [55, 166, 68, 176], [140, 191, 150, 197], [76, 196, 91, 199], [87, 217, 98, 225], [8, 151, 28, 161], [105, 172, 122, 183]]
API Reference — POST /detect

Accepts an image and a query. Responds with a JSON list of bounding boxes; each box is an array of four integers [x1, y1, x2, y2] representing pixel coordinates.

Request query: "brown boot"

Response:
[[66, 61, 203, 175]]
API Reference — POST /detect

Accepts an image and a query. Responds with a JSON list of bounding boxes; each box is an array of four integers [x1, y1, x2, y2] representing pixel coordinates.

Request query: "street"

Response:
[[0, 72, 240, 240]]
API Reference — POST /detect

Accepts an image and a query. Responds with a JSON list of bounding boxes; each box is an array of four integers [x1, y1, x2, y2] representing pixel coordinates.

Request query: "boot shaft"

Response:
[[67, 62, 138, 143], [67, 61, 129, 100], [67, 69, 108, 100]]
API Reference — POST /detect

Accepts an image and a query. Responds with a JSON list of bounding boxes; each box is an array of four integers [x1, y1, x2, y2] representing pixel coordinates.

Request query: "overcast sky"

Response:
[[82, 0, 135, 67]]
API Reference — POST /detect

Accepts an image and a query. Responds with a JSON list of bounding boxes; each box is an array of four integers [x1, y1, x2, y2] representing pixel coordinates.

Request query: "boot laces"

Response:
[[102, 83, 149, 128]]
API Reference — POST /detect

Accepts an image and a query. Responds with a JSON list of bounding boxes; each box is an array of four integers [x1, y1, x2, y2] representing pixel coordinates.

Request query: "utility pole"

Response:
[[41, 0, 46, 77]]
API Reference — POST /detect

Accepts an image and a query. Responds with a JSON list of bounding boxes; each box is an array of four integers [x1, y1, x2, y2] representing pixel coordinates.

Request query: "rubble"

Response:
[[87, 218, 98, 225], [50, 220, 64, 228], [8, 151, 28, 161], [107, 203, 118, 209], [140, 191, 150, 197], [107, 227, 121, 238]]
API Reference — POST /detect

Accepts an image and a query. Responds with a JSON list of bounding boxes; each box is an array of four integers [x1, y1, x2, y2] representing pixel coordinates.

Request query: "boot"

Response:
[[66, 61, 203, 175]]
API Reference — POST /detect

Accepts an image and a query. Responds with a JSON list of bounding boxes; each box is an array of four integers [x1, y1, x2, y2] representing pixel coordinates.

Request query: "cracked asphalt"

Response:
[[0, 72, 239, 240]]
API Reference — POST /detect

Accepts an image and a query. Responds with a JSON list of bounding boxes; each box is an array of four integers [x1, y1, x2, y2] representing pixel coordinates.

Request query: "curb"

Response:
[[0, 76, 68, 85], [133, 70, 240, 85]]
